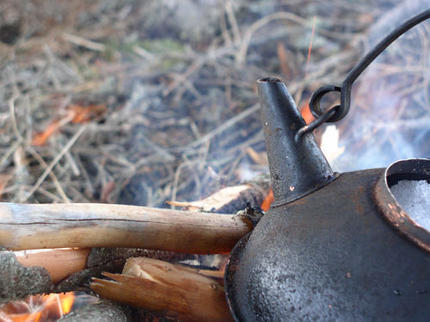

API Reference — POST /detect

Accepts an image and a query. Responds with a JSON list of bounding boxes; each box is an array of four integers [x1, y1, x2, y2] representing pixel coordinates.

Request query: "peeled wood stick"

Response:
[[0, 203, 252, 253], [91, 257, 234, 322], [14, 248, 90, 283]]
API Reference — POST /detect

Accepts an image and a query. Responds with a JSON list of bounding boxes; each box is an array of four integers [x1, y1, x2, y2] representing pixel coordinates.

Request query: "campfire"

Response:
[[1, 1, 430, 321], [1, 292, 75, 321]]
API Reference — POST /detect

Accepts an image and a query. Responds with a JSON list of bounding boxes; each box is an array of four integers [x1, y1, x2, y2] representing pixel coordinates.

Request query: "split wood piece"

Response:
[[91, 257, 234, 322], [0, 203, 252, 253]]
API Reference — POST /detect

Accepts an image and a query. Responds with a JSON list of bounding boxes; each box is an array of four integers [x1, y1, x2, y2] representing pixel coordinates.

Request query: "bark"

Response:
[[0, 251, 52, 305]]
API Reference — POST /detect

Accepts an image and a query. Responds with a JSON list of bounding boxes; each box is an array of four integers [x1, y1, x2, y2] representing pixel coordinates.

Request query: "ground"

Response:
[[0, 0, 428, 208]]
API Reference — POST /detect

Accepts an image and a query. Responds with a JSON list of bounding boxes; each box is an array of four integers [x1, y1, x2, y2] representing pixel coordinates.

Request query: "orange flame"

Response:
[[59, 294, 74, 315], [0, 292, 75, 322], [300, 101, 315, 124], [261, 189, 274, 211]]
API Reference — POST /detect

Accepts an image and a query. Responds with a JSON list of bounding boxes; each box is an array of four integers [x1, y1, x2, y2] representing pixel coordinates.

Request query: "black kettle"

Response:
[[224, 10, 430, 321]]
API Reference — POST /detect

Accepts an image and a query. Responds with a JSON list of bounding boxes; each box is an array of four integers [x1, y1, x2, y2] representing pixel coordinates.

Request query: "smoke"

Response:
[[327, 2, 430, 172]]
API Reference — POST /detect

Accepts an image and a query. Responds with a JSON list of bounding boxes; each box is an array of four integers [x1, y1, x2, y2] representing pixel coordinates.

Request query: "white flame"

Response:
[[320, 125, 345, 165]]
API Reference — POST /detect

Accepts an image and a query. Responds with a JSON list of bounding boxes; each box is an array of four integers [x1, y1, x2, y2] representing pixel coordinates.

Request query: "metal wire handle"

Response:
[[297, 8, 430, 139]]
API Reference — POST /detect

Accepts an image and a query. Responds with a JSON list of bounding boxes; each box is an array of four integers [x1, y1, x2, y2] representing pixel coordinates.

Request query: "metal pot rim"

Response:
[[374, 158, 430, 253]]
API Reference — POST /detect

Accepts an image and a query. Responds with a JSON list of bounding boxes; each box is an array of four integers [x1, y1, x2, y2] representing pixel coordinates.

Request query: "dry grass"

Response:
[[0, 0, 410, 208]]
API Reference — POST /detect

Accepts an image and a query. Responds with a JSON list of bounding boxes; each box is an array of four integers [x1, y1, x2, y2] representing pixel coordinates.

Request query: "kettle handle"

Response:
[[300, 9, 430, 138]]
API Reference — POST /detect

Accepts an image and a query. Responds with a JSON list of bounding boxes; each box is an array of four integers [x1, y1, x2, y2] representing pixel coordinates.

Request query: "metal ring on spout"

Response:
[[295, 105, 339, 142], [305, 8, 430, 129], [308, 85, 341, 120]]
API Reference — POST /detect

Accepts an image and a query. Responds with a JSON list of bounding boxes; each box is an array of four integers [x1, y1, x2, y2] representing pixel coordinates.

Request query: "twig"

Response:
[[62, 33, 106, 52], [235, 12, 310, 65], [0, 141, 21, 172], [8, 95, 24, 142], [22, 125, 87, 202], [170, 160, 198, 209], [220, 6, 233, 46], [236, 11, 353, 65], [27, 147, 71, 203], [163, 59, 204, 96], [183, 103, 260, 150], [225, 0, 242, 45]]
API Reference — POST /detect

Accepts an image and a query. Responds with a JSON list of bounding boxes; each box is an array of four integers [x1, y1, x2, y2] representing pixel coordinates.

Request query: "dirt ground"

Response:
[[0, 0, 428, 207]]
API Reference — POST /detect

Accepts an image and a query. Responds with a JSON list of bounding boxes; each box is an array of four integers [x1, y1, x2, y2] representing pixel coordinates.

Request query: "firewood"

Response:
[[0, 248, 192, 303], [0, 251, 52, 304], [0, 203, 252, 253], [167, 182, 267, 213], [15, 248, 90, 283], [91, 257, 234, 322]]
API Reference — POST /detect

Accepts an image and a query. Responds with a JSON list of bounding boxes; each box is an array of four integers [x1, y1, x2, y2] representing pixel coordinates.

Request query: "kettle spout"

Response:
[[258, 77, 334, 206]]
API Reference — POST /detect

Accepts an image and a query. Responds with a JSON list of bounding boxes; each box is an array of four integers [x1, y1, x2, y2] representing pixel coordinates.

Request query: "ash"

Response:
[[390, 180, 430, 230]]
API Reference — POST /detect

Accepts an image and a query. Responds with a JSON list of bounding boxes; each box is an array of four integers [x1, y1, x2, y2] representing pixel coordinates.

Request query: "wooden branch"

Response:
[[91, 257, 233, 322], [0, 203, 252, 253]]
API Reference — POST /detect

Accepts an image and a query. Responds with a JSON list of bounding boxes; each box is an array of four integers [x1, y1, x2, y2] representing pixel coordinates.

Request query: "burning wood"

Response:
[[91, 257, 233, 322]]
